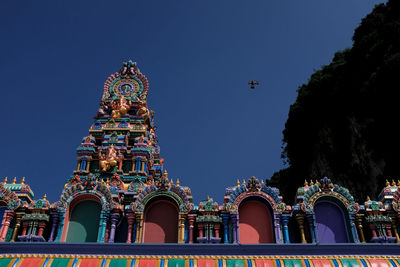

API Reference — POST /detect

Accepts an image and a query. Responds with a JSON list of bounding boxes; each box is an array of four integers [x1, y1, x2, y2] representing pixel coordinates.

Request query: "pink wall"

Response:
[[239, 200, 274, 243], [143, 200, 178, 243]]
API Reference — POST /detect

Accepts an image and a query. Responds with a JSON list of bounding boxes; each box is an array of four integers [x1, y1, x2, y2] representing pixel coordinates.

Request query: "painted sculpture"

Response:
[[1, 61, 400, 246]]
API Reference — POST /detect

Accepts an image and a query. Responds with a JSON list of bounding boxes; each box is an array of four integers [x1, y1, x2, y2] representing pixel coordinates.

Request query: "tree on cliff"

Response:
[[269, 0, 400, 203]]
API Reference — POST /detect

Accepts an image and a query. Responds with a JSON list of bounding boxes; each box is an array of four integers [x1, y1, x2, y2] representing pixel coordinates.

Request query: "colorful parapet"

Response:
[[1, 61, 400, 252], [1, 255, 400, 267]]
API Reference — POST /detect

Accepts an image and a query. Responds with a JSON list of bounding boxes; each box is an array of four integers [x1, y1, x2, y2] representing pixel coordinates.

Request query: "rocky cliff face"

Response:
[[270, 0, 400, 203]]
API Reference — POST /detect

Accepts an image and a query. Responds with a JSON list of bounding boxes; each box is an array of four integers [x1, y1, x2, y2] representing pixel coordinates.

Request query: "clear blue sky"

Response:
[[0, 0, 386, 204]]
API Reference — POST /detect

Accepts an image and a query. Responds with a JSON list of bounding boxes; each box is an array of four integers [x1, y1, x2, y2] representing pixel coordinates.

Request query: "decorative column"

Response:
[[369, 223, 377, 238], [355, 214, 366, 243], [21, 222, 29, 236], [306, 213, 317, 243], [48, 212, 59, 242], [11, 212, 24, 242], [230, 213, 238, 243], [187, 214, 196, 244], [221, 214, 230, 243], [349, 213, 359, 243], [273, 213, 283, 244], [126, 213, 135, 243], [108, 213, 120, 243], [97, 210, 110, 243], [86, 158, 91, 172], [198, 224, 204, 239], [54, 212, 65, 242], [295, 213, 307, 243], [389, 214, 400, 243], [214, 224, 220, 239], [0, 210, 15, 242], [135, 213, 143, 243], [104, 222, 110, 243], [281, 214, 290, 244], [178, 213, 186, 243], [37, 221, 47, 237]]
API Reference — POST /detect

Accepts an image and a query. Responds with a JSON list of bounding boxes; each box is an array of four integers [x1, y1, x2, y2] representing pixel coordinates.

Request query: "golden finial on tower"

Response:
[[43, 194, 47, 200], [304, 180, 308, 186], [386, 179, 390, 187], [261, 180, 264, 185], [176, 178, 180, 186], [310, 180, 314, 186], [170, 178, 174, 185], [366, 196, 371, 201], [21, 177, 25, 184], [242, 179, 246, 185], [397, 180, 400, 186], [12, 177, 17, 184], [236, 179, 240, 186], [392, 180, 396, 186], [163, 170, 168, 178], [3, 177, 7, 184]]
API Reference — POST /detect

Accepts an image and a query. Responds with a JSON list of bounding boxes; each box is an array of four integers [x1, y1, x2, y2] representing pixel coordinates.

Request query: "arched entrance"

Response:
[[314, 201, 349, 243], [143, 199, 178, 243], [66, 200, 101, 242], [238, 199, 274, 243]]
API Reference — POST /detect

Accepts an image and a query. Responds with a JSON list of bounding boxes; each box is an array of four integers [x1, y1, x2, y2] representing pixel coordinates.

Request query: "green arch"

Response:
[[66, 200, 101, 242]]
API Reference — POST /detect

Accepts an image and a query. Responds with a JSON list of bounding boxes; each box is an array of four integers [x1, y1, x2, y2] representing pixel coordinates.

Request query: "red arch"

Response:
[[143, 199, 178, 243], [239, 200, 274, 243]]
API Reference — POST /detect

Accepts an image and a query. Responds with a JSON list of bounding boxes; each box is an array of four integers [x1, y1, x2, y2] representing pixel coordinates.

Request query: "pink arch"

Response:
[[238, 200, 274, 243], [143, 199, 179, 243]]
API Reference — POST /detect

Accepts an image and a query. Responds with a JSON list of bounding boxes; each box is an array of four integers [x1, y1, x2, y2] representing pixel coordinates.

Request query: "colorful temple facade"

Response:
[[1, 61, 400, 266]]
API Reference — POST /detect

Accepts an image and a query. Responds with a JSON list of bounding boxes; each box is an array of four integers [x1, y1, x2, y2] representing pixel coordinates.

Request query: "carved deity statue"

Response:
[[99, 145, 120, 172], [137, 100, 153, 123], [110, 96, 132, 119]]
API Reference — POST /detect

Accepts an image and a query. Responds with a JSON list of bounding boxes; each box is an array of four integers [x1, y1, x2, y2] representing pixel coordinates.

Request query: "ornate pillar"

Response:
[[198, 224, 204, 238], [0, 210, 15, 242], [187, 214, 196, 244], [349, 213, 359, 243], [104, 222, 110, 243], [37, 221, 47, 237], [126, 213, 135, 243], [369, 223, 377, 238], [221, 214, 230, 244], [214, 224, 220, 239], [11, 212, 24, 242], [135, 213, 143, 243], [54, 212, 65, 242], [97, 210, 110, 243], [273, 213, 283, 244], [178, 213, 186, 243], [281, 214, 290, 244], [389, 214, 400, 243], [295, 213, 307, 243], [48, 212, 59, 242], [355, 214, 366, 243], [108, 213, 120, 243], [306, 213, 317, 243], [230, 213, 238, 243], [86, 158, 91, 172], [21, 222, 29, 236]]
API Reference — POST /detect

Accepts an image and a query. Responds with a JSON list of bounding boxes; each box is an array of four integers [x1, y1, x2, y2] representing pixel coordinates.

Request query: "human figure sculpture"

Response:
[[99, 145, 119, 172], [110, 96, 132, 119]]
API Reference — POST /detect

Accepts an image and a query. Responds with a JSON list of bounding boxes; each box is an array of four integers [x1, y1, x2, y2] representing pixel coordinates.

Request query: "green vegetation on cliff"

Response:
[[270, 0, 400, 203]]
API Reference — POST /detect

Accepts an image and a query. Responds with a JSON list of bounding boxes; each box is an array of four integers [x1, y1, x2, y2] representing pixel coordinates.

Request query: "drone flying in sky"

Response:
[[248, 80, 259, 89]]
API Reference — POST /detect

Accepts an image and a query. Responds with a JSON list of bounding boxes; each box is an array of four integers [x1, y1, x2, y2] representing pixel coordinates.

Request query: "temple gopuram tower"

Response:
[[53, 61, 193, 243]]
